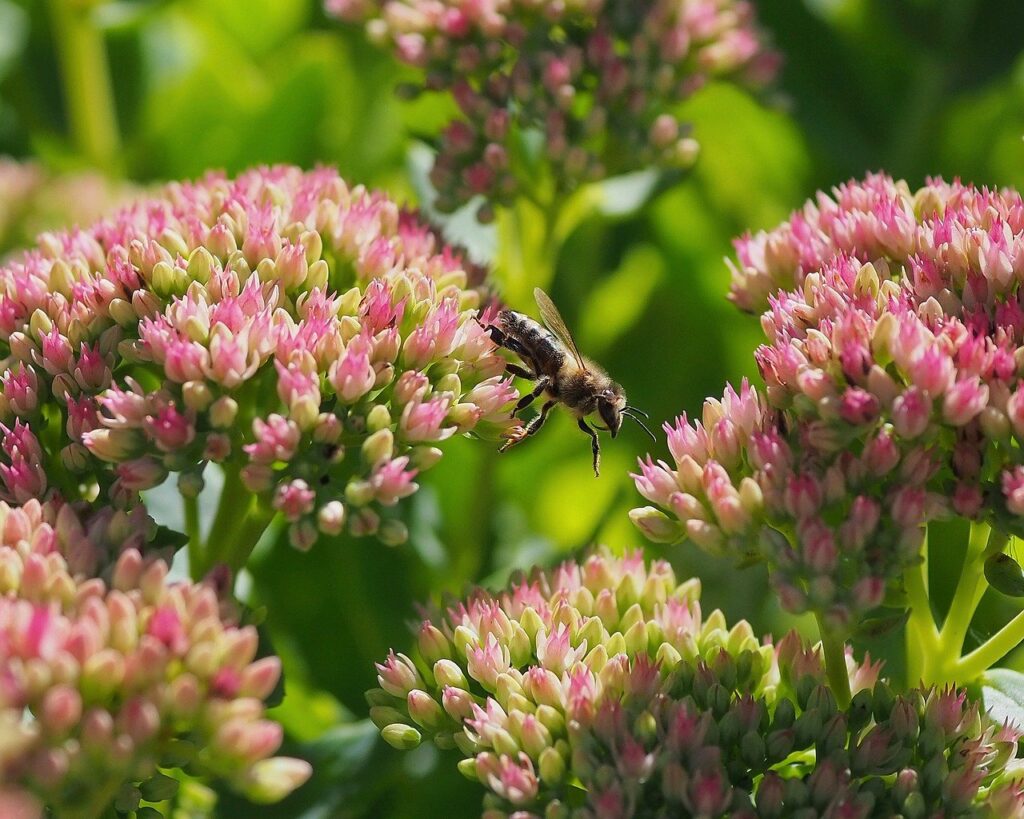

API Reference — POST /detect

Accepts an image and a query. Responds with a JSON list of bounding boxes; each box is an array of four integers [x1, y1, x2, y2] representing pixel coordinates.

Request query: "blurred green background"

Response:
[[5, 0, 1024, 815]]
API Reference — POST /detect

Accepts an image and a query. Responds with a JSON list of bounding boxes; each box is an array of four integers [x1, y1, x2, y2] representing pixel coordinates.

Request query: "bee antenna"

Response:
[[624, 405, 650, 419], [624, 411, 657, 442]]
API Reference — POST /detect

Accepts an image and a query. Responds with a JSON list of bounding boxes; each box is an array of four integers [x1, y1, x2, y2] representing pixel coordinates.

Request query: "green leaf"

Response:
[[983, 668, 1024, 729], [985, 553, 1024, 597], [139, 772, 179, 803], [151, 524, 189, 554], [854, 609, 909, 639]]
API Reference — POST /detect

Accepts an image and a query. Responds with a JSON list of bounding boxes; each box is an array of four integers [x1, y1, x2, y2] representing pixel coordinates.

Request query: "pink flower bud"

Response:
[[784, 474, 822, 519], [377, 651, 422, 697], [40, 685, 82, 736], [838, 387, 879, 425], [942, 377, 989, 426], [1004, 466, 1024, 515], [891, 486, 927, 527], [241, 757, 312, 804], [272, 479, 316, 522], [892, 387, 931, 439]]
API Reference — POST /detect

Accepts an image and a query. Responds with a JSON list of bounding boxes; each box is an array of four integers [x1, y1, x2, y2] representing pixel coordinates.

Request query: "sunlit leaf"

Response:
[[983, 668, 1024, 729]]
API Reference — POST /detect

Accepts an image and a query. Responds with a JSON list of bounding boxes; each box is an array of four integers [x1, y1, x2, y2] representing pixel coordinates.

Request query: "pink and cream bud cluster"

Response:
[[327, 0, 777, 217], [0, 499, 309, 815], [0, 165, 518, 547], [366, 548, 1022, 815], [368, 550, 857, 810], [634, 176, 1024, 624]]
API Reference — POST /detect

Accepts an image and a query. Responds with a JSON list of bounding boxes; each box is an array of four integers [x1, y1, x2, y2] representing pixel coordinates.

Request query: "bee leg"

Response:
[[505, 363, 537, 381], [484, 323, 508, 345], [578, 418, 601, 477], [515, 377, 549, 414], [486, 326, 536, 366], [500, 399, 555, 452]]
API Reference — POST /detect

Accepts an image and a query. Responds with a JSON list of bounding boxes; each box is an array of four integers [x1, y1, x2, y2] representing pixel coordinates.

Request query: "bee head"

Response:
[[597, 384, 627, 438]]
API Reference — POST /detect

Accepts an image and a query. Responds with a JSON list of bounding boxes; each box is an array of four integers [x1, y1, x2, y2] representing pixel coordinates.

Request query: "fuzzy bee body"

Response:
[[494, 309, 567, 382], [486, 289, 654, 476]]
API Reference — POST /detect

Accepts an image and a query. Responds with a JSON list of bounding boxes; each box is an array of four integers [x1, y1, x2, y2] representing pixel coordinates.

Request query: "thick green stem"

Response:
[[193, 465, 273, 578], [223, 505, 276, 570], [184, 491, 201, 575], [903, 537, 937, 686], [815, 614, 851, 709], [956, 607, 1024, 680], [937, 522, 991, 655], [923, 524, 1011, 684], [48, 0, 122, 173]]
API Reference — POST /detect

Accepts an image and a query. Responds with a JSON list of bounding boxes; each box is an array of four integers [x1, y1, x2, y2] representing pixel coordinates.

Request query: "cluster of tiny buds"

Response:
[[630, 379, 928, 626], [356, 548, 1023, 817], [547, 670, 1023, 819], [0, 165, 519, 549], [634, 176, 1024, 626], [0, 498, 309, 815], [729, 173, 1024, 312], [327, 0, 777, 217]]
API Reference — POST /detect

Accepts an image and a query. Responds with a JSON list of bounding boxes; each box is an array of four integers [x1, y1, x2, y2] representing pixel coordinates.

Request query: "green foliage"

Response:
[[6, 0, 1024, 815]]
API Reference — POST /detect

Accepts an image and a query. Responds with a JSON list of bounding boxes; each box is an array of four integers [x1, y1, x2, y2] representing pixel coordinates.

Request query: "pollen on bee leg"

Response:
[[499, 425, 528, 452]]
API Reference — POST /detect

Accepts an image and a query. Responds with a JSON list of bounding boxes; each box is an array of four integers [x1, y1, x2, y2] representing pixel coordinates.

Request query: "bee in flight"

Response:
[[485, 287, 655, 477]]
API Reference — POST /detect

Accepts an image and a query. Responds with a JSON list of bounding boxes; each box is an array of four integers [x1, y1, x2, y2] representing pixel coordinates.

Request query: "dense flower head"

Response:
[[0, 499, 309, 815], [358, 548, 1022, 817], [0, 164, 518, 547], [550, 673, 1024, 819], [635, 176, 1024, 625], [729, 172, 1024, 312], [0, 157, 135, 259], [327, 0, 777, 217]]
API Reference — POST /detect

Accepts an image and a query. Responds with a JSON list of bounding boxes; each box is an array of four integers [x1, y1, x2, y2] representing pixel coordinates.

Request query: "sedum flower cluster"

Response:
[[0, 165, 518, 549], [0, 498, 310, 815], [327, 0, 777, 216], [0, 157, 135, 259], [632, 176, 1024, 625], [365, 549, 1024, 816]]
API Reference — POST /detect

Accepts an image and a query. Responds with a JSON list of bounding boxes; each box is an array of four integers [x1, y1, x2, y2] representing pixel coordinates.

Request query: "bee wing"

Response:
[[534, 287, 587, 370]]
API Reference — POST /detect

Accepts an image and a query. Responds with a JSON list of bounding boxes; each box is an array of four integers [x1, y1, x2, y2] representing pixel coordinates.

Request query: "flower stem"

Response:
[[194, 465, 273, 578], [925, 523, 1011, 684], [224, 504, 276, 570], [936, 522, 991, 656], [956, 606, 1024, 681], [48, 0, 122, 173], [815, 614, 851, 709], [903, 533, 937, 686], [184, 490, 201, 573]]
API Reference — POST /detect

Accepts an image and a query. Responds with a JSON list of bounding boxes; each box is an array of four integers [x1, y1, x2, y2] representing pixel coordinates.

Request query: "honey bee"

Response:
[[486, 287, 654, 476]]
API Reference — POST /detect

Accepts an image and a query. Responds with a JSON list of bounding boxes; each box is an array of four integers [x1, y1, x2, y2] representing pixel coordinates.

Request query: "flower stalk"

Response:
[[903, 541, 937, 687], [958, 605, 1024, 679], [933, 522, 993, 675], [48, 0, 122, 173], [815, 614, 852, 709], [184, 490, 201, 569]]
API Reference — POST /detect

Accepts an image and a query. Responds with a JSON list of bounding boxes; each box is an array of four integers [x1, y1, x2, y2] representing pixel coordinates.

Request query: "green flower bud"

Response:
[[381, 723, 422, 750]]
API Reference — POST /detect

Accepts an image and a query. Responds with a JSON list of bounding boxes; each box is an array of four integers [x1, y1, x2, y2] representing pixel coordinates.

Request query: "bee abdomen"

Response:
[[499, 310, 565, 375]]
